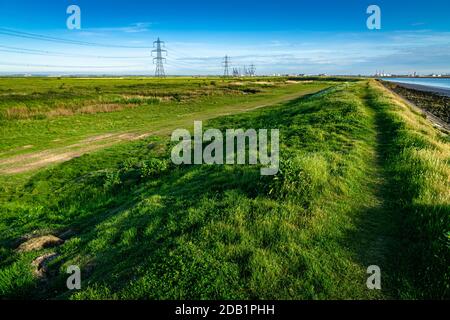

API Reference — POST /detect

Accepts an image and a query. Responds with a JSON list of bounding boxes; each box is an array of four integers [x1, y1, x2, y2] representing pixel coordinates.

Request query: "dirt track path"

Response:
[[0, 132, 151, 174], [0, 88, 324, 174], [357, 84, 398, 298]]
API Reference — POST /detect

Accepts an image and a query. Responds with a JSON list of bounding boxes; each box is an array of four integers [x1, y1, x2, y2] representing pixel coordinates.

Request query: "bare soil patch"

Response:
[[17, 235, 64, 253]]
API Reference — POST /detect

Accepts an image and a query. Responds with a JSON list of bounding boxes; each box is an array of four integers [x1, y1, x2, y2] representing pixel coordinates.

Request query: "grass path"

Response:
[[342, 85, 398, 299], [337, 81, 448, 299], [294, 83, 398, 299], [300, 82, 422, 299]]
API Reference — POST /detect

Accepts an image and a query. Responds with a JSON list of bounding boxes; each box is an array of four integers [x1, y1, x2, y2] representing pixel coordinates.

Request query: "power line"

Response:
[[0, 45, 149, 60], [164, 46, 193, 59], [152, 37, 167, 77], [162, 55, 197, 67], [0, 61, 146, 69], [162, 48, 214, 67], [223, 55, 230, 77], [0, 27, 149, 49], [165, 62, 203, 71], [0, 28, 259, 75]]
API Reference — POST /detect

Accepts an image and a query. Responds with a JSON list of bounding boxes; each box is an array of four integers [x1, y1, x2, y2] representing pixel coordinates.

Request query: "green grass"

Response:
[[0, 78, 448, 300], [0, 77, 330, 158], [365, 82, 449, 299]]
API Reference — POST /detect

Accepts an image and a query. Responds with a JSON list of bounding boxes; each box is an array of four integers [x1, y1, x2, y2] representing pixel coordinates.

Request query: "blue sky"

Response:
[[0, 0, 449, 75]]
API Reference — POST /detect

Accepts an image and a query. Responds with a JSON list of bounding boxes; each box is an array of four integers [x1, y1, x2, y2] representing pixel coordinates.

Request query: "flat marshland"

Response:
[[0, 77, 448, 299]]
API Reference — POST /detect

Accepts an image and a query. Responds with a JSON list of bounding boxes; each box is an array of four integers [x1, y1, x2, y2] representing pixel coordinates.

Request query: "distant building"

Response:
[[374, 71, 392, 77]]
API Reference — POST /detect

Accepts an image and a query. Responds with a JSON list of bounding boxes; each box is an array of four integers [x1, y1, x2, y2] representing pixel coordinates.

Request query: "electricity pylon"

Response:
[[249, 64, 256, 76], [223, 55, 230, 77], [152, 37, 167, 77]]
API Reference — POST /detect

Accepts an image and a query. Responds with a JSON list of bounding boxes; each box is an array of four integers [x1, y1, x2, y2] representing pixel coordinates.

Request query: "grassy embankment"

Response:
[[0, 78, 448, 299]]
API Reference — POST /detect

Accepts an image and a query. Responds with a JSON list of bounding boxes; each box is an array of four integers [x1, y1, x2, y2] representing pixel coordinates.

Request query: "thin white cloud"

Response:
[[78, 22, 153, 36]]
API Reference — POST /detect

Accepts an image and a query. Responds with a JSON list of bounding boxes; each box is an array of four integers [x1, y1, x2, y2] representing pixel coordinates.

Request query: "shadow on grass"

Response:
[[342, 85, 449, 299]]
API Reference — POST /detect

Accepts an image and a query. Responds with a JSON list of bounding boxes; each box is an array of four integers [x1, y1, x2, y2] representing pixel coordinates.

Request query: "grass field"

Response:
[[0, 77, 330, 174], [0, 77, 448, 299]]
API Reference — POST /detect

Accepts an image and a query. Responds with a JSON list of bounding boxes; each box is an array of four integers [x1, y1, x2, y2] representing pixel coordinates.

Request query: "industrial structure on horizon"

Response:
[[152, 37, 167, 77]]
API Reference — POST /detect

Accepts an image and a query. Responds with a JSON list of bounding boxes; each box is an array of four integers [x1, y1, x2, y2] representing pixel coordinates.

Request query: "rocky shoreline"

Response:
[[380, 80, 450, 125]]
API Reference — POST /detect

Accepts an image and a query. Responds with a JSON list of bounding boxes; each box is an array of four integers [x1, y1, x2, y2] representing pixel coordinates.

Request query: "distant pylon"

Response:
[[249, 64, 256, 76], [223, 55, 230, 77], [232, 67, 239, 77], [152, 37, 167, 77]]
